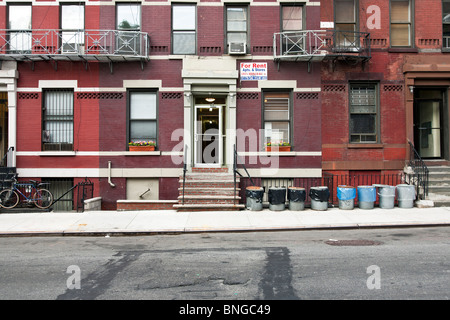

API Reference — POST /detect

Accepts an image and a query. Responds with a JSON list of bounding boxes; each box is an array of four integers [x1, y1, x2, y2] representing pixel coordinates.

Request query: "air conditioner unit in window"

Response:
[[62, 43, 78, 54], [228, 42, 246, 55]]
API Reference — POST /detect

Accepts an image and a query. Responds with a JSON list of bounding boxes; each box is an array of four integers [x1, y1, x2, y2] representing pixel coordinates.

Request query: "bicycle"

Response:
[[0, 177, 53, 209]]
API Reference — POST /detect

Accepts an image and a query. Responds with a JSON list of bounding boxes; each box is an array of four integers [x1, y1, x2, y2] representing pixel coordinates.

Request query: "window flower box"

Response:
[[265, 142, 291, 152], [128, 140, 156, 151]]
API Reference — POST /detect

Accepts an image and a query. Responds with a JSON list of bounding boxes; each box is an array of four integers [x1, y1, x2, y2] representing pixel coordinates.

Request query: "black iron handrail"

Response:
[[407, 140, 429, 199], [182, 144, 188, 205], [0, 146, 14, 167], [233, 144, 254, 205]]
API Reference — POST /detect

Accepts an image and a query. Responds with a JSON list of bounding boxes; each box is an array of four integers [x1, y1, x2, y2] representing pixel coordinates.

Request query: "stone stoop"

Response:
[[174, 167, 245, 211], [426, 165, 450, 207]]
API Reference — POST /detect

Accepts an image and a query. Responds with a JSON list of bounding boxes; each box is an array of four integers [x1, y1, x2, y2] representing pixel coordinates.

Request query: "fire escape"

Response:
[[0, 29, 150, 73], [273, 30, 371, 71]]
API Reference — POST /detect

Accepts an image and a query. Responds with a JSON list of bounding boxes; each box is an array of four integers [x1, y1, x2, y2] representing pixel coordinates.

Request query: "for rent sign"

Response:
[[240, 62, 268, 81]]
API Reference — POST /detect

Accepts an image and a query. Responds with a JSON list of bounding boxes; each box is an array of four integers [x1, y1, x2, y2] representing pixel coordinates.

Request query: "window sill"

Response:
[[39, 151, 76, 156], [347, 143, 384, 149], [388, 48, 418, 53], [125, 151, 161, 156]]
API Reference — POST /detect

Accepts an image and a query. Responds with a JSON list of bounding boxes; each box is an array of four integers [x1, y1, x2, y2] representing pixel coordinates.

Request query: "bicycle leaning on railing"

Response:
[[0, 177, 54, 209]]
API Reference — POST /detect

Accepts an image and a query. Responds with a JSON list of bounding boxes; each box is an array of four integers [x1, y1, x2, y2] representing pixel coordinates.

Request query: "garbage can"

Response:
[[268, 187, 286, 211], [288, 187, 306, 211], [357, 186, 376, 209], [396, 184, 416, 208], [337, 185, 356, 210], [309, 186, 330, 211], [377, 185, 396, 209], [246, 186, 264, 211]]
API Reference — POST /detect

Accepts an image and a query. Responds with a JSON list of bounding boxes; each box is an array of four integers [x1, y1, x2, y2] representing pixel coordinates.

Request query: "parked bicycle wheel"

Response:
[[33, 188, 53, 209], [0, 189, 20, 209]]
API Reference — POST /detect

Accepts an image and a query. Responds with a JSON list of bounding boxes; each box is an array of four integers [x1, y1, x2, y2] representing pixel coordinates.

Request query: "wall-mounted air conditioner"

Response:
[[228, 42, 246, 55]]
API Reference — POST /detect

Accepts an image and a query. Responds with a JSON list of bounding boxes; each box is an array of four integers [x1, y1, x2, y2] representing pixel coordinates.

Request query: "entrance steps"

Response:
[[174, 167, 245, 211], [425, 164, 450, 207]]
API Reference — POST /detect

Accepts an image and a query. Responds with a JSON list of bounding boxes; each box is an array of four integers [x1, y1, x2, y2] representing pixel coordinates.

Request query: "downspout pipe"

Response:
[[108, 160, 116, 188]]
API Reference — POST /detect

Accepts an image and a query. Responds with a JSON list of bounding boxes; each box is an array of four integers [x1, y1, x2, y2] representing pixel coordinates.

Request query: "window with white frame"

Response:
[[42, 90, 74, 151], [128, 91, 157, 147], [263, 92, 291, 147], [281, 5, 304, 55], [172, 4, 196, 54], [390, 0, 413, 47], [349, 83, 379, 143], [226, 5, 248, 54], [8, 4, 32, 53], [116, 3, 141, 54], [61, 4, 85, 54]]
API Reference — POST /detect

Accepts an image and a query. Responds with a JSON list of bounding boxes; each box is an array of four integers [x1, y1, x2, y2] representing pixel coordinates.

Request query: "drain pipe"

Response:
[[108, 160, 116, 188]]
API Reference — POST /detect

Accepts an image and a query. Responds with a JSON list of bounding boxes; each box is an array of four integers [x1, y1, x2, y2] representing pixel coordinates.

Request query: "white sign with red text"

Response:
[[240, 62, 267, 81]]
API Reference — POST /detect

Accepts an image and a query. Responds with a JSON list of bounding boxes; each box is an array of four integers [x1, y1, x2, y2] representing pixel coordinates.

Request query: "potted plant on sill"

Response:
[[265, 141, 291, 152], [128, 140, 156, 151]]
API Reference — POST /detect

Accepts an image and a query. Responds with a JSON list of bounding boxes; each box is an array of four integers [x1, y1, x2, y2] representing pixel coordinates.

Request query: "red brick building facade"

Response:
[[0, 0, 448, 210]]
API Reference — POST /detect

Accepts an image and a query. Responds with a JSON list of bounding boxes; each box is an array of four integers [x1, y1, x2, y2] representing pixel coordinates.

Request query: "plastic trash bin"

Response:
[[288, 187, 306, 211], [357, 186, 376, 209], [309, 186, 330, 211], [246, 186, 264, 211], [337, 185, 356, 210], [268, 187, 286, 211], [396, 184, 416, 208], [376, 185, 396, 209]]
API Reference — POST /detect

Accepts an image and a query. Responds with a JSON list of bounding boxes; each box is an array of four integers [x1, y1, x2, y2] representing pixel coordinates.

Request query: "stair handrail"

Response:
[[0, 146, 14, 167], [407, 140, 429, 199], [233, 144, 254, 204], [182, 144, 188, 205]]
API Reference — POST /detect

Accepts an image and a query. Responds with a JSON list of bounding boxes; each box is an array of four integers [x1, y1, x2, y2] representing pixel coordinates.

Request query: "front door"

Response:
[[194, 105, 223, 167], [414, 89, 444, 158]]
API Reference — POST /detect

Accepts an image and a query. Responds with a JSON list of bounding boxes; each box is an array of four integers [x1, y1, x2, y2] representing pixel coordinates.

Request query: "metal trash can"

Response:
[[396, 184, 416, 208], [288, 187, 306, 211], [309, 186, 329, 211], [376, 185, 396, 209], [357, 186, 376, 209], [268, 187, 286, 211], [245, 186, 264, 211], [337, 185, 356, 210]]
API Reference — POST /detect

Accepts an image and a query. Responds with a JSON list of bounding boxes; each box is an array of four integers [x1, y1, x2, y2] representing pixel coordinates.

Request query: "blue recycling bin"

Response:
[[357, 186, 376, 209]]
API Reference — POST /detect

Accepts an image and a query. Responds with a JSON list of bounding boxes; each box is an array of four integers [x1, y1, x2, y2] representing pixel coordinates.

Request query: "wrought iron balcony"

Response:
[[273, 30, 371, 63], [0, 29, 150, 63]]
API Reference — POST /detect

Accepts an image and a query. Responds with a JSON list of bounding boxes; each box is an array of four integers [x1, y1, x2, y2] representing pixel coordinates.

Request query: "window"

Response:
[[42, 90, 74, 151], [116, 3, 141, 54], [61, 4, 85, 54], [390, 0, 413, 47], [7, 4, 32, 53], [226, 5, 248, 53], [281, 5, 303, 55], [263, 92, 291, 147], [128, 91, 157, 148], [172, 4, 196, 54], [443, 0, 450, 48], [334, 0, 357, 49], [349, 83, 379, 143]]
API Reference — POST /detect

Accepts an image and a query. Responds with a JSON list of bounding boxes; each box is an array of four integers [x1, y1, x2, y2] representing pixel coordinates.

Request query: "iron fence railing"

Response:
[[239, 172, 416, 207], [0, 29, 150, 60]]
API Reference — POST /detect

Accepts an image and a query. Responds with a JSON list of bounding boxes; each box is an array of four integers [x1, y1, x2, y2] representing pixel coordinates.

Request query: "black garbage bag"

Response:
[[246, 187, 264, 203], [309, 187, 330, 202], [268, 187, 286, 205], [288, 188, 306, 202]]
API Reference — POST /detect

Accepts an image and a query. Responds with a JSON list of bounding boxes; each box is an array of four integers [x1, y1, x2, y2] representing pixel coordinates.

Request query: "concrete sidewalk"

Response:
[[0, 206, 449, 236]]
